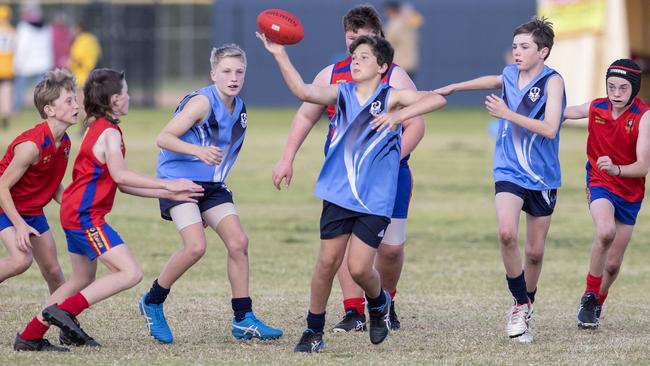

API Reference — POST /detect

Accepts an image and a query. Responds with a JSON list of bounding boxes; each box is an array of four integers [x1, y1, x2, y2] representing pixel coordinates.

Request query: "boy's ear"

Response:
[[540, 47, 549, 60], [379, 63, 389, 75], [43, 104, 54, 117], [210, 69, 217, 82]]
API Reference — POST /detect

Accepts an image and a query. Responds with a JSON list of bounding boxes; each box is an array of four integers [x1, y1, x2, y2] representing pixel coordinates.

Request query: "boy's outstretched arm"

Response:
[[605, 111, 650, 178], [564, 102, 589, 120], [257, 32, 338, 105], [434, 75, 503, 96], [371, 90, 446, 131], [485, 76, 564, 139]]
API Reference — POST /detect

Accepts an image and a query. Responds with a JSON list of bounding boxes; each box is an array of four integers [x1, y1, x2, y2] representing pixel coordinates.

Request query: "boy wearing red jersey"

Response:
[[564, 59, 650, 329], [0, 69, 76, 306]]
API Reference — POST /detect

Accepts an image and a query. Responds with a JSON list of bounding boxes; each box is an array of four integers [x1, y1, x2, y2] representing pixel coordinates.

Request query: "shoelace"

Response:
[[507, 305, 529, 324]]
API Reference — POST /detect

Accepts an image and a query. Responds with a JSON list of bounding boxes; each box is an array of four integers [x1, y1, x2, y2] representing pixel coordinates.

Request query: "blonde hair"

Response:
[[33, 69, 77, 119], [210, 44, 247, 69]]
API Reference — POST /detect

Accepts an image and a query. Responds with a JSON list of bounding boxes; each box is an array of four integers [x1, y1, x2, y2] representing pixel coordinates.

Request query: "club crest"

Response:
[[528, 87, 541, 103], [240, 113, 247, 128], [370, 101, 382, 115]]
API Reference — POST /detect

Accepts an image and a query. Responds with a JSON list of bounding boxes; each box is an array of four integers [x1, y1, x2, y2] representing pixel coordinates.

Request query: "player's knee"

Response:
[[348, 262, 372, 283], [9, 254, 33, 276], [185, 239, 207, 260], [379, 245, 402, 262], [604, 261, 621, 277], [317, 253, 342, 274], [42, 264, 64, 283], [526, 249, 545, 265], [227, 233, 249, 258], [595, 227, 616, 247], [123, 264, 143, 288], [498, 228, 517, 246]]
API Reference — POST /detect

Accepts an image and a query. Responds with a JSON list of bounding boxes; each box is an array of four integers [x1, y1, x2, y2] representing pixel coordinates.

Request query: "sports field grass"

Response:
[[1, 107, 650, 365]]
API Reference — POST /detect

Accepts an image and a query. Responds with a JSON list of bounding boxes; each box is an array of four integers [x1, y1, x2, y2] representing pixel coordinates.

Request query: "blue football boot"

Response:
[[139, 293, 173, 343], [231, 312, 283, 340]]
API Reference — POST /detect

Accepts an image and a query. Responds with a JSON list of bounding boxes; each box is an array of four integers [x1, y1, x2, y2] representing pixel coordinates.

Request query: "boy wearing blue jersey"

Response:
[[435, 17, 565, 343], [138, 44, 283, 344], [258, 33, 446, 352]]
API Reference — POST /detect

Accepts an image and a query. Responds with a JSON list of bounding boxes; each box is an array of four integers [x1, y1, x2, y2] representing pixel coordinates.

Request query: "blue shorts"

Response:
[[588, 186, 642, 225], [391, 164, 412, 219], [320, 201, 391, 248], [159, 181, 233, 221], [0, 213, 50, 234], [495, 181, 557, 217], [65, 223, 124, 261]]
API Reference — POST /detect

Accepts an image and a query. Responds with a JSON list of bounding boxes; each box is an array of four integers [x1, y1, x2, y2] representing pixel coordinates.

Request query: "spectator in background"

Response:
[[69, 20, 101, 118], [383, 1, 422, 82], [51, 13, 72, 70], [0, 5, 15, 129], [13, 3, 53, 115]]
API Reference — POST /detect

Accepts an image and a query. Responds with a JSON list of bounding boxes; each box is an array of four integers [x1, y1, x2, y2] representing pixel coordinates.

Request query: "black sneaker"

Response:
[[42, 304, 98, 346], [293, 329, 324, 353], [367, 291, 391, 345], [332, 309, 366, 333], [389, 302, 400, 331], [577, 292, 600, 329], [13, 333, 69, 352], [58, 316, 100, 347]]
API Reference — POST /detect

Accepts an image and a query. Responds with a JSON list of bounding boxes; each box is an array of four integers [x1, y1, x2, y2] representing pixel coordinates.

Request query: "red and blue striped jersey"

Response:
[[587, 97, 649, 202], [0, 121, 71, 216], [60, 117, 125, 230]]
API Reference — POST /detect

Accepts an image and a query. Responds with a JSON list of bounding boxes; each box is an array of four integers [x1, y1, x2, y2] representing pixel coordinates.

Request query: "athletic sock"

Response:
[[389, 289, 397, 300], [585, 273, 603, 297], [527, 288, 537, 304], [365, 290, 388, 313], [232, 297, 252, 322], [598, 292, 608, 306], [145, 279, 170, 305], [306, 311, 325, 333], [343, 297, 365, 315], [58, 292, 89, 317], [506, 271, 529, 305], [20, 317, 49, 340]]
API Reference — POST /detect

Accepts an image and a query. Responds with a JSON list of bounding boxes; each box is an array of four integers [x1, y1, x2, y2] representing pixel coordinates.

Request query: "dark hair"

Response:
[[33, 69, 76, 119], [349, 35, 394, 78], [343, 4, 384, 37], [83, 68, 125, 127], [513, 16, 555, 60]]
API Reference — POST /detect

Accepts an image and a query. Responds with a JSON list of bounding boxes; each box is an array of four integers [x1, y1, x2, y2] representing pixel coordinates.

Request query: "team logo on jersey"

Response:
[[240, 113, 247, 128], [626, 119, 634, 133], [594, 116, 606, 124], [528, 87, 541, 102], [64, 146, 70, 158], [335, 79, 347, 84], [42, 155, 51, 164], [370, 101, 382, 115]]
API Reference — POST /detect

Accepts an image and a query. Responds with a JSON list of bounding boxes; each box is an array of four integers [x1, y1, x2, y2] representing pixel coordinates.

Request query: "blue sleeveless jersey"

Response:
[[493, 64, 566, 190], [315, 82, 402, 217], [157, 85, 247, 183]]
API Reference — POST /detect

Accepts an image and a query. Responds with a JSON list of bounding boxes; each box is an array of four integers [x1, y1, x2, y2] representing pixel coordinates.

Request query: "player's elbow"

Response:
[[156, 133, 170, 149]]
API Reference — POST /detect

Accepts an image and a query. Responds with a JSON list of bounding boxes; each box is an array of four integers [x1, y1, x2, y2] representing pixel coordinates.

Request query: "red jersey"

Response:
[[587, 97, 650, 202], [326, 57, 397, 120], [0, 121, 71, 216], [60, 117, 125, 230]]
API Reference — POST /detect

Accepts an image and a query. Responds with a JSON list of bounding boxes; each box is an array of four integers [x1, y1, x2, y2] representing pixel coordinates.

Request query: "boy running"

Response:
[[434, 17, 565, 343], [139, 44, 282, 344], [564, 59, 649, 329], [259, 33, 446, 352]]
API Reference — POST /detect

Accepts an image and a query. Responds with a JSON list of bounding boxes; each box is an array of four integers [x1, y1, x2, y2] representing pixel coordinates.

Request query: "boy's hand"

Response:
[[166, 190, 204, 203], [194, 145, 222, 165], [433, 84, 455, 96], [15, 222, 39, 252], [485, 94, 510, 119], [256, 32, 285, 55], [370, 112, 401, 131], [164, 179, 204, 193], [272, 159, 293, 190], [596, 156, 619, 176]]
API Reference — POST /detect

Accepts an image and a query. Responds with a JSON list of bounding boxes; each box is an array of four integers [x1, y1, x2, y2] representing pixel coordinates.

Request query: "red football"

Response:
[[257, 9, 304, 45]]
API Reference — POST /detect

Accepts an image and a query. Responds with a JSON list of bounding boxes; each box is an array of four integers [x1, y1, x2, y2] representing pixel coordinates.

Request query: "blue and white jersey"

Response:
[[494, 64, 566, 190], [157, 85, 247, 183], [315, 82, 401, 217]]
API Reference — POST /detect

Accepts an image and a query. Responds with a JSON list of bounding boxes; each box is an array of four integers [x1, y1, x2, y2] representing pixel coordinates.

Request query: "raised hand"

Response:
[[256, 31, 285, 55]]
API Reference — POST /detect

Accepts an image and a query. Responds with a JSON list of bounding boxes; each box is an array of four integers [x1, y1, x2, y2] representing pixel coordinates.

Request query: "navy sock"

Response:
[[365, 290, 388, 313], [145, 279, 170, 305], [306, 311, 325, 333], [527, 288, 537, 304], [506, 271, 529, 305], [232, 297, 252, 322]]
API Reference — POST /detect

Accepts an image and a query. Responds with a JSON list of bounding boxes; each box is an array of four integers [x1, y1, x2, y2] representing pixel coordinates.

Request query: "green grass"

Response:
[[1, 106, 650, 365]]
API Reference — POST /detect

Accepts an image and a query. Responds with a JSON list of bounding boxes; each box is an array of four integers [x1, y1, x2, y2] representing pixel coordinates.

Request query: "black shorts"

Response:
[[495, 181, 557, 217], [159, 181, 233, 221], [320, 201, 390, 248]]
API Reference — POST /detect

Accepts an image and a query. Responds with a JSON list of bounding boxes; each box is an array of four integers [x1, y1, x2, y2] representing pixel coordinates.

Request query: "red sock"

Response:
[[58, 292, 89, 317], [20, 317, 49, 340], [343, 297, 365, 315], [599, 292, 608, 305], [585, 273, 603, 297], [389, 290, 397, 300]]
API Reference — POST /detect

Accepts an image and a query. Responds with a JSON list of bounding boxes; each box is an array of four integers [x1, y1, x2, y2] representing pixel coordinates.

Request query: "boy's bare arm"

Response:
[[564, 102, 589, 120], [434, 75, 503, 96]]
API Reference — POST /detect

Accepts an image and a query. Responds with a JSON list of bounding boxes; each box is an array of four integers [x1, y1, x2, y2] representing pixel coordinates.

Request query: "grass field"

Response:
[[1, 106, 650, 365]]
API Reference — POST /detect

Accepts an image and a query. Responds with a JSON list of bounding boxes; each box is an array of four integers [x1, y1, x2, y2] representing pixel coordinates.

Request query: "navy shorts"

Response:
[[320, 201, 391, 248], [0, 213, 50, 234], [495, 181, 557, 217], [159, 181, 234, 221], [391, 164, 412, 219], [588, 186, 642, 225]]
